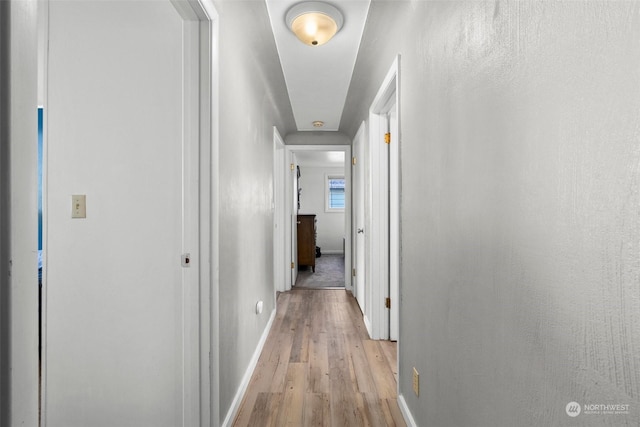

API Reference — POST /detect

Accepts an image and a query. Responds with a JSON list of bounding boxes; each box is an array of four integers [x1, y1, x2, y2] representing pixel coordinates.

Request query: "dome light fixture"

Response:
[[312, 120, 325, 128], [286, 2, 344, 47]]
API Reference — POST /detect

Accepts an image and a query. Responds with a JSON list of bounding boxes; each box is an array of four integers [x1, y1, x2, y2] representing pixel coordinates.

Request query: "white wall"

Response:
[[285, 131, 350, 145], [346, 1, 640, 425], [0, 1, 39, 425], [299, 166, 345, 254], [213, 1, 293, 423]]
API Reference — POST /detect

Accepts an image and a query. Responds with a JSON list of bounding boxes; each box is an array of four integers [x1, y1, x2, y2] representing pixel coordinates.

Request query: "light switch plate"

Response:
[[72, 195, 86, 218]]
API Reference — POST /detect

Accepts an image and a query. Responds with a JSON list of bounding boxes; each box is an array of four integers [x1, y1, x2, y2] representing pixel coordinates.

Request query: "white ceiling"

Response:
[[266, 0, 371, 132], [295, 150, 345, 167]]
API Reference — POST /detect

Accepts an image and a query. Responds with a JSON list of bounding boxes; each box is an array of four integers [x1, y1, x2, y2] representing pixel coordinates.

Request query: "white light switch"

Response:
[[72, 195, 86, 218]]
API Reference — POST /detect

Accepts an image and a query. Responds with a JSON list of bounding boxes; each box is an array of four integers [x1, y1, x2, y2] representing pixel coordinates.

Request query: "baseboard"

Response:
[[363, 314, 372, 337], [320, 250, 343, 255], [398, 393, 418, 427], [221, 308, 277, 427]]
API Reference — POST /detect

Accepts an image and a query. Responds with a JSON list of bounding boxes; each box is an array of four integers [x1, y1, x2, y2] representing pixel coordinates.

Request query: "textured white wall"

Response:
[[299, 166, 345, 253], [347, 1, 640, 425], [214, 1, 292, 422]]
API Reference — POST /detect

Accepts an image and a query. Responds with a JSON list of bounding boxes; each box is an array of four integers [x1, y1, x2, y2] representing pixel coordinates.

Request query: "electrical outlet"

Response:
[[413, 367, 420, 396]]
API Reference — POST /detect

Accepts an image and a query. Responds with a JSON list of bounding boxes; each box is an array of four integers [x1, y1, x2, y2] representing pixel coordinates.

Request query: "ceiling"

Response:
[[265, 0, 371, 132], [295, 150, 345, 167]]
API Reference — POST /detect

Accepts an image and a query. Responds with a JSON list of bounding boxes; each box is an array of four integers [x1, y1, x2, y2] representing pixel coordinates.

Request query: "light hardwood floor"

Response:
[[233, 289, 406, 427]]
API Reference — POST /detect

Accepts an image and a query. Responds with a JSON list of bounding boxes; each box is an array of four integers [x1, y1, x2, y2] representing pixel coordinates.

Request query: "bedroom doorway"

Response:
[[284, 145, 352, 292]]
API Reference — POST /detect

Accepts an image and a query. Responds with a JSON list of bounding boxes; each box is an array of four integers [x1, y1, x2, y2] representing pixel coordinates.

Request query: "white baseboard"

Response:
[[398, 394, 418, 427], [363, 314, 372, 337], [320, 250, 343, 255], [221, 308, 277, 427]]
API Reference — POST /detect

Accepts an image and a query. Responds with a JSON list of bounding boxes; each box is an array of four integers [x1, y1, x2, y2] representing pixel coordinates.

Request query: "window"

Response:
[[326, 175, 345, 212]]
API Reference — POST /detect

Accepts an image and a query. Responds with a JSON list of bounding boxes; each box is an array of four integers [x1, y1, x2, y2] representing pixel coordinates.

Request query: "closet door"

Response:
[[44, 1, 198, 425]]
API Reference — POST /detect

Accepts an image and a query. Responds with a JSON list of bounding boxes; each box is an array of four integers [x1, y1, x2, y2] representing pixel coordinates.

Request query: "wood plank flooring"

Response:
[[233, 289, 405, 427]]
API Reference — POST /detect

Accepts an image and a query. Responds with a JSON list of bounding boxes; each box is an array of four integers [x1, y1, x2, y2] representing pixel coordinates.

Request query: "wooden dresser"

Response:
[[297, 214, 316, 272]]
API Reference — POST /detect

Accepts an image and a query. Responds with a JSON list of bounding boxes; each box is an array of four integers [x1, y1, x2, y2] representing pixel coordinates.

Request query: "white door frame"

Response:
[[186, 1, 220, 425], [289, 152, 299, 289], [272, 127, 287, 294], [2, 2, 39, 425], [367, 56, 400, 341], [352, 122, 367, 319], [147, 2, 221, 424], [147, 4, 221, 424], [284, 144, 352, 292]]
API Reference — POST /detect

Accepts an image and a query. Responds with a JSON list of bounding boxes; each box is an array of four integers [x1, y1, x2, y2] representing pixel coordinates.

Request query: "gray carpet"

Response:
[[295, 254, 345, 288]]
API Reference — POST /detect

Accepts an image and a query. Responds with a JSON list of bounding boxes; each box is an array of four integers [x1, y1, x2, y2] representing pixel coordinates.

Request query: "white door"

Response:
[[388, 105, 400, 341], [379, 104, 400, 341], [44, 1, 198, 425], [353, 123, 367, 313]]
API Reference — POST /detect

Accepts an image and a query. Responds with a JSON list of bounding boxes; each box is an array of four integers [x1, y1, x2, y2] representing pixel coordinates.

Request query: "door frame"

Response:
[[284, 144, 352, 292], [1, 2, 39, 425], [181, 1, 220, 424], [190, 2, 220, 424], [352, 122, 367, 318], [272, 127, 287, 294], [367, 55, 400, 341]]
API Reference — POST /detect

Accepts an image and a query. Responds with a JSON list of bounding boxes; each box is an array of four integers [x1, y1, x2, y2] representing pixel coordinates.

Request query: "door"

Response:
[[388, 104, 399, 341], [43, 1, 199, 425], [353, 123, 366, 313]]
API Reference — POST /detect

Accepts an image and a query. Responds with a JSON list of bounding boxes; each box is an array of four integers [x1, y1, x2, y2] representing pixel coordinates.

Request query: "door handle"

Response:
[[357, 228, 364, 234]]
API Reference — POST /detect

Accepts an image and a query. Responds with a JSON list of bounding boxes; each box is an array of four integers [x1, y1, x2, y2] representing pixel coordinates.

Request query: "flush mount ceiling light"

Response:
[[286, 1, 344, 47], [312, 120, 325, 127]]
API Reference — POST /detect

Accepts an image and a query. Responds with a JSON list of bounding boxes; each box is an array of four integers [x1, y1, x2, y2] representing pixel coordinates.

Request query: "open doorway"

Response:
[[366, 56, 400, 342], [294, 150, 346, 289], [283, 145, 352, 292]]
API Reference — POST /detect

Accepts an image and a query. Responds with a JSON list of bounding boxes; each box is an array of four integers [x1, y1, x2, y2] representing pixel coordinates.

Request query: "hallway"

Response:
[[233, 289, 404, 426], [4, 1, 640, 425]]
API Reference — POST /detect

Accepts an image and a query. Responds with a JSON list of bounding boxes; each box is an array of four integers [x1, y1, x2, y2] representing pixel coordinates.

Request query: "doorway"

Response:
[[283, 145, 352, 292], [367, 56, 400, 341], [352, 122, 367, 317], [273, 127, 287, 294]]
